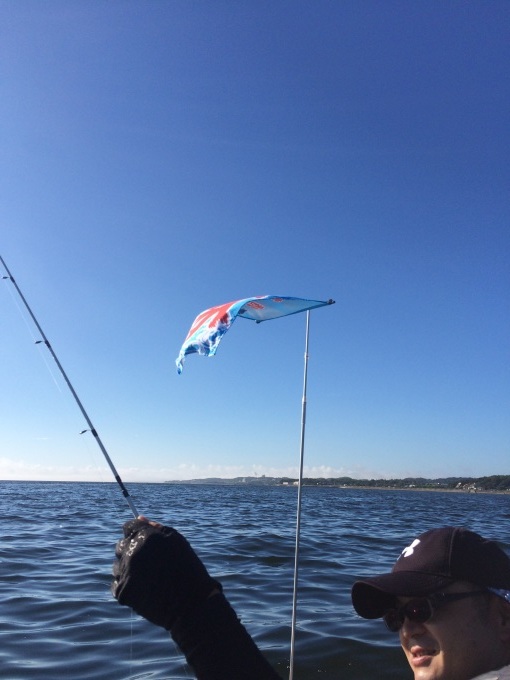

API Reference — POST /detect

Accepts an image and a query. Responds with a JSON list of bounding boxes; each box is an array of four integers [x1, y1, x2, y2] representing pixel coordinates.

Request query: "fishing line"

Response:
[[3, 274, 64, 392], [0, 255, 138, 517]]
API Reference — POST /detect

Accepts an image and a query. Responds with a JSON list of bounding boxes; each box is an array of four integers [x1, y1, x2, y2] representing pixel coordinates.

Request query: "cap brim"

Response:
[[351, 572, 455, 619]]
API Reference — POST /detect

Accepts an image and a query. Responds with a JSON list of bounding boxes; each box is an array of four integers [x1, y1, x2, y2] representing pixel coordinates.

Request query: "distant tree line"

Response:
[[167, 475, 510, 491], [291, 475, 510, 491]]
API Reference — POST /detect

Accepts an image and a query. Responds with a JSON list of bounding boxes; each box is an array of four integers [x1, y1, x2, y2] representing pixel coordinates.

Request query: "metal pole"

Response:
[[0, 255, 138, 517], [289, 310, 310, 680]]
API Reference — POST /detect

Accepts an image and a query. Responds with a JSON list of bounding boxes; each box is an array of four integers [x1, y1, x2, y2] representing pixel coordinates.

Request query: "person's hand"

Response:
[[112, 516, 222, 630]]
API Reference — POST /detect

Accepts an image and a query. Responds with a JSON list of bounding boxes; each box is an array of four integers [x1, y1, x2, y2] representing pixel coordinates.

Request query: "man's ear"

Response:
[[497, 599, 510, 642]]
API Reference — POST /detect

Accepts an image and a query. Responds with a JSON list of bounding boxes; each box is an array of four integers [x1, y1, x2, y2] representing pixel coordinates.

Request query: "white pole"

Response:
[[289, 310, 311, 680]]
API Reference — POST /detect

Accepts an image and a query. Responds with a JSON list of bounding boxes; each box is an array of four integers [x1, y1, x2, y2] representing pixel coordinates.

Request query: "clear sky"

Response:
[[1, 1, 508, 486]]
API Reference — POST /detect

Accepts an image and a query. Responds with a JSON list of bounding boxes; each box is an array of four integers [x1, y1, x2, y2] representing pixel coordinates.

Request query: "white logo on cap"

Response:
[[401, 538, 420, 558]]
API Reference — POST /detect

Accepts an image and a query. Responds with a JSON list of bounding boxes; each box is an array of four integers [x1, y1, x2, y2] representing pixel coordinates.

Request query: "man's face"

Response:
[[397, 583, 505, 680]]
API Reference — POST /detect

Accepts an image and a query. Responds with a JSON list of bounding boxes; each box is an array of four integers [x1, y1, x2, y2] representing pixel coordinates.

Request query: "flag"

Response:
[[176, 295, 334, 374]]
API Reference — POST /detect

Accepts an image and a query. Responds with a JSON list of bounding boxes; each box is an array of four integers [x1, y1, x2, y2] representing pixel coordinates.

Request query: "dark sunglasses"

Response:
[[383, 590, 487, 632]]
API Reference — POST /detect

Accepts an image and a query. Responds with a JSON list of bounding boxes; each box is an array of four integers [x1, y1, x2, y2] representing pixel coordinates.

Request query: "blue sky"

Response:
[[1, 1, 508, 485]]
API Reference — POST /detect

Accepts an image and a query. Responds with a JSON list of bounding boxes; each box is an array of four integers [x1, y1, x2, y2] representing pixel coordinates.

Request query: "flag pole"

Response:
[[289, 309, 310, 680]]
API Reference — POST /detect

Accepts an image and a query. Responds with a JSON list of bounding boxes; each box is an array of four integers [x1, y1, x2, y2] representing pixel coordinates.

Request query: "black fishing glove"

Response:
[[112, 518, 222, 630]]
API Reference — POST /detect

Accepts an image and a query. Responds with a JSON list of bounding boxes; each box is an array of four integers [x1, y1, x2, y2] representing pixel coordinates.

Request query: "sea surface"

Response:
[[1, 481, 509, 679]]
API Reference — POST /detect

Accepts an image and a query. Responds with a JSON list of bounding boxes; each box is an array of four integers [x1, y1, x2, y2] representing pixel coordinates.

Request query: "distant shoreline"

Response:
[[162, 475, 510, 493], [2, 478, 509, 494], [318, 484, 510, 495]]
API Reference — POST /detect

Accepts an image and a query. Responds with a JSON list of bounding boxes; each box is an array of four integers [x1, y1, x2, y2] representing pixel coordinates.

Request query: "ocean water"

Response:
[[1, 481, 509, 679]]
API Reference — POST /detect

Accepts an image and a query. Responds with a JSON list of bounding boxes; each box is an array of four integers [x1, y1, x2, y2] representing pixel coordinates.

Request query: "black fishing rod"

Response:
[[0, 255, 138, 517]]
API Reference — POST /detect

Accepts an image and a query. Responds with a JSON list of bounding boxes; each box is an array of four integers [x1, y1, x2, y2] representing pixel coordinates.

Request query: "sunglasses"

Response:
[[383, 590, 487, 632]]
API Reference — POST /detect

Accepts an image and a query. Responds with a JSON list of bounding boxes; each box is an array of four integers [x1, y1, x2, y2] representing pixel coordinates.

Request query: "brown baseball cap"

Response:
[[351, 526, 510, 619]]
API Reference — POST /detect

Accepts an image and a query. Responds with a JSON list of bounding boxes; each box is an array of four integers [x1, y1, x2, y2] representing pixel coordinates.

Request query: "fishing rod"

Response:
[[0, 255, 138, 517]]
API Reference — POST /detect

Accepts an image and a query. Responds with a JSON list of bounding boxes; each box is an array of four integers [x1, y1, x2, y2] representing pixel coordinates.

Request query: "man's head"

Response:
[[351, 527, 510, 680]]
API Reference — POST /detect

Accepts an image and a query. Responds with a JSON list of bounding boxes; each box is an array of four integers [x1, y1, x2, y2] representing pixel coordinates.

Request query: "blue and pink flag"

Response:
[[176, 295, 334, 374]]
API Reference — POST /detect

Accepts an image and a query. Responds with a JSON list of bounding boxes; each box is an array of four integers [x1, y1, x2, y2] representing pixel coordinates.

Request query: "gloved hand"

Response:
[[112, 518, 222, 630]]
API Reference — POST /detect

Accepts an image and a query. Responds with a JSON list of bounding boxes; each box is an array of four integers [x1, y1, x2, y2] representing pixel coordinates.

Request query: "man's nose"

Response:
[[399, 616, 427, 639]]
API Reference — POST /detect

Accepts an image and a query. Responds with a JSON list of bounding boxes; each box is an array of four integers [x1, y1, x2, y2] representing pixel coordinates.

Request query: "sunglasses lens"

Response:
[[383, 598, 433, 632], [383, 610, 402, 632], [406, 599, 433, 623]]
